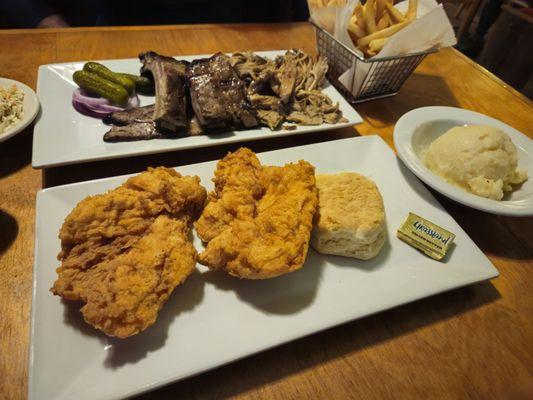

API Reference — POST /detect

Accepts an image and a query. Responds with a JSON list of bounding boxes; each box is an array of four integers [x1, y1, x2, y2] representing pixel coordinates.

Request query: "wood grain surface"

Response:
[[0, 23, 532, 400]]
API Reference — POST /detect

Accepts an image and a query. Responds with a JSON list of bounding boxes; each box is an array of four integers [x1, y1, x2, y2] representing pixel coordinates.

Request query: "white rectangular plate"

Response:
[[32, 50, 363, 168], [30, 136, 498, 400]]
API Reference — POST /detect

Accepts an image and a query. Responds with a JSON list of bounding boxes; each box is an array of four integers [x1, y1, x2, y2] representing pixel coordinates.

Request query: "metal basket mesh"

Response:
[[314, 24, 433, 103]]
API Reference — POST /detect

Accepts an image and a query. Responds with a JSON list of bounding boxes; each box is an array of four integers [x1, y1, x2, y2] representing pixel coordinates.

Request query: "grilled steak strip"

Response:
[[139, 51, 188, 132], [103, 105, 155, 125], [103, 122, 165, 142], [103, 112, 202, 142], [187, 53, 257, 130]]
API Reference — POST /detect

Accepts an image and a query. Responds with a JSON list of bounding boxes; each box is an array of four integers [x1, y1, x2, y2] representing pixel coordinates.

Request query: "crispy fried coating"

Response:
[[196, 148, 318, 279], [195, 147, 263, 242], [51, 167, 207, 338]]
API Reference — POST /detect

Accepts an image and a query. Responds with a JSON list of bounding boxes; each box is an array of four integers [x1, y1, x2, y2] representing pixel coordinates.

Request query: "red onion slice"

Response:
[[72, 98, 110, 118], [72, 88, 140, 118]]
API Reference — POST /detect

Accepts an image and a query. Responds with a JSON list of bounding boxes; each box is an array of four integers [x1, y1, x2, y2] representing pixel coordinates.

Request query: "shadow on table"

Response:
[[62, 270, 205, 369], [355, 73, 460, 128], [0, 126, 33, 179], [397, 157, 533, 260], [133, 281, 500, 400], [0, 209, 18, 255], [42, 125, 357, 188]]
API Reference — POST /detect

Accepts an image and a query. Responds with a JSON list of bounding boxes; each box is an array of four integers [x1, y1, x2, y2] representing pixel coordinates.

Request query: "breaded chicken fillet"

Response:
[[51, 167, 207, 338], [195, 147, 263, 242], [195, 148, 318, 279]]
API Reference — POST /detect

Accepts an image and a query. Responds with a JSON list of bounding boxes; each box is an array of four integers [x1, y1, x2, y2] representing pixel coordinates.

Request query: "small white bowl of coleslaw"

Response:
[[0, 77, 40, 143]]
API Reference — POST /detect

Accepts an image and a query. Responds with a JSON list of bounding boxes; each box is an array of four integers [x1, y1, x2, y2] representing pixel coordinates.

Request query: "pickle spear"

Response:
[[83, 62, 135, 95], [118, 73, 154, 95], [73, 70, 129, 106]]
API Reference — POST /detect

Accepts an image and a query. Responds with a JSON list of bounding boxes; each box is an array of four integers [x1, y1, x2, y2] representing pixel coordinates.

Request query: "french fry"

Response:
[[348, 21, 366, 39], [368, 37, 389, 53], [385, 3, 405, 23], [364, 0, 378, 34], [364, 47, 377, 57], [406, 0, 418, 21], [347, 0, 412, 58], [351, 14, 366, 36], [376, 0, 388, 21], [357, 20, 409, 47], [354, 3, 365, 24], [376, 13, 390, 30]]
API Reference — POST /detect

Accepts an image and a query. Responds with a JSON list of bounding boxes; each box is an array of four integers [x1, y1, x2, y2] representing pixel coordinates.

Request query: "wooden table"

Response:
[[1, 23, 532, 400]]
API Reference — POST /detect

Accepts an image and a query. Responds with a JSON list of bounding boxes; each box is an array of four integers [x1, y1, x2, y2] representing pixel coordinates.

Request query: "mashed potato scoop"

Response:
[[423, 125, 528, 200]]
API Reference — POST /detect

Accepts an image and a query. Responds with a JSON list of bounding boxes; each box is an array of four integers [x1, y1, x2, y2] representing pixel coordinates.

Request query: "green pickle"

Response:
[[83, 62, 135, 94], [118, 73, 154, 94], [73, 70, 129, 106]]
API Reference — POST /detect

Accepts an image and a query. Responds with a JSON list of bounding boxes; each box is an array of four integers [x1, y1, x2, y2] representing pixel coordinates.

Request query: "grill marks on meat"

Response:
[[140, 51, 189, 132], [102, 52, 209, 142], [187, 53, 257, 130], [102, 105, 171, 142], [103, 105, 155, 125], [102, 105, 163, 142]]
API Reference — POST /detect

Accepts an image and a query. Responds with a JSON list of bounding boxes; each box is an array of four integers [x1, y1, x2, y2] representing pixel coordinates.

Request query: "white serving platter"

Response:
[[394, 106, 533, 216], [32, 50, 363, 168], [0, 77, 40, 143], [30, 136, 498, 400]]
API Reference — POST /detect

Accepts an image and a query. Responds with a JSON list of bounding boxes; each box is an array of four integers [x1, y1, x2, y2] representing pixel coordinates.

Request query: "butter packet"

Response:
[[397, 213, 455, 260]]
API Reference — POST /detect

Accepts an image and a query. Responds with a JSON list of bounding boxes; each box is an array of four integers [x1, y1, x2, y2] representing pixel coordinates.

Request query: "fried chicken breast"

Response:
[[51, 167, 207, 338], [195, 148, 318, 279], [195, 147, 263, 242]]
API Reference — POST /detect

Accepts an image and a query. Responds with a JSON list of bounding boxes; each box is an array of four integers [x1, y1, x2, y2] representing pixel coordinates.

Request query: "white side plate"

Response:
[[394, 106, 533, 216], [0, 77, 40, 143], [30, 136, 498, 400], [32, 50, 363, 168]]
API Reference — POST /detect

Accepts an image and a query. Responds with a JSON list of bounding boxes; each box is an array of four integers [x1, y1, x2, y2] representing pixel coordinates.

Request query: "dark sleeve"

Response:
[[0, 0, 55, 28], [293, 0, 310, 21]]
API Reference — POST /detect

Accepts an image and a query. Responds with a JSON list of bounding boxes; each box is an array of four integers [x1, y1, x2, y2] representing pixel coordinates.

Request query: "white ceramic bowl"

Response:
[[0, 77, 40, 143], [393, 106, 533, 216]]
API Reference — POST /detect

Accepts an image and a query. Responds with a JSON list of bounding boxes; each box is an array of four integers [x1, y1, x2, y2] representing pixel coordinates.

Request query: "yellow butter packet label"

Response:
[[397, 213, 455, 260]]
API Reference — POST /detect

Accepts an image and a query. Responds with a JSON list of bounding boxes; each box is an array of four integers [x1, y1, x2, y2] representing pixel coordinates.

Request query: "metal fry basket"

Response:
[[312, 21, 436, 103]]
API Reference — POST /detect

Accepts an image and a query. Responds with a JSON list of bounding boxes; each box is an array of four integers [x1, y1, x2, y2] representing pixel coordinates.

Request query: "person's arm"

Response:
[[36, 14, 69, 28], [0, 0, 68, 28]]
